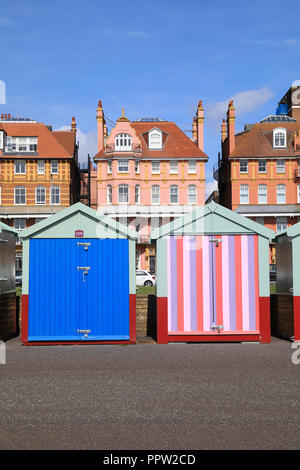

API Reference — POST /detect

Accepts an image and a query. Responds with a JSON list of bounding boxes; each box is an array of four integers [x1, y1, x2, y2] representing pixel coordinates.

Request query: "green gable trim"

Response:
[[20, 202, 138, 240], [151, 201, 275, 240], [0, 221, 18, 236]]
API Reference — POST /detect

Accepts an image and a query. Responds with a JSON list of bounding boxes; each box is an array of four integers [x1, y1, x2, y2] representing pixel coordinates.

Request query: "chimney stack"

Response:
[[221, 118, 227, 143], [226, 100, 235, 154], [71, 116, 76, 133], [192, 117, 197, 141], [96, 100, 104, 151], [196, 100, 204, 151]]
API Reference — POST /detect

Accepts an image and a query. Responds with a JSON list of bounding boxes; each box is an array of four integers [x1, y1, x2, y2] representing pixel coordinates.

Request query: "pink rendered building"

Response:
[[93, 101, 208, 272]]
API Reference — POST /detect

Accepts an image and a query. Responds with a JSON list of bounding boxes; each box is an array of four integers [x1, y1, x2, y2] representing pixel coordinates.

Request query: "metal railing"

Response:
[[104, 143, 142, 154]]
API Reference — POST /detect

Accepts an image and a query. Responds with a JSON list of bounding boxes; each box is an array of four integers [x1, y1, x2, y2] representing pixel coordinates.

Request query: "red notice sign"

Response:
[[75, 230, 84, 238]]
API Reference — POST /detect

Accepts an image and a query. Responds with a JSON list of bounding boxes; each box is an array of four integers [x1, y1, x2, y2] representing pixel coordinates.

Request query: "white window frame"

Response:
[[240, 160, 248, 173], [14, 186, 26, 205], [107, 185, 112, 204], [35, 186, 46, 205], [276, 160, 285, 174], [107, 160, 112, 174], [276, 216, 287, 233], [135, 185, 140, 204], [37, 160, 45, 174], [258, 160, 267, 173], [273, 128, 287, 148], [135, 160, 140, 174], [118, 160, 129, 173], [51, 160, 58, 174], [169, 160, 178, 174], [14, 160, 26, 174], [14, 218, 26, 231], [258, 184, 267, 204], [50, 186, 60, 205], [240, 184, 249, 204], [151, 185, 160, 204], [115, 134, 132, 151], [188, 185, 197, 204], [170, 185, 178, 204], [148, 129, 163, 149], [188, 160, 197, 174], [118, 184, 129, 203], [151, 161, 160, 174], [276, 184, 286, 204]]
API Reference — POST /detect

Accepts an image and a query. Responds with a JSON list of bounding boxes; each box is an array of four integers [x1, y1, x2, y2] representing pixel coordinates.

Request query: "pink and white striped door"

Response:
[[167, 235, 260, 335]]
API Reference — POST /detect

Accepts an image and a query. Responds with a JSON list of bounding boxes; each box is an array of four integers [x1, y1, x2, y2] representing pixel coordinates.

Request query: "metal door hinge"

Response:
[[77, 329, 91, 339], [77, 242, 91, 251], [211, 323, 224, 334], [77, 266, 91, 282], [209, 238, 222, 246]]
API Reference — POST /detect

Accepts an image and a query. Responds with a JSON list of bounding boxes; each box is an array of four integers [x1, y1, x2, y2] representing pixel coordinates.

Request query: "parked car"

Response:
[[136, 270, 156, 287], [15, 270, 22, 287]]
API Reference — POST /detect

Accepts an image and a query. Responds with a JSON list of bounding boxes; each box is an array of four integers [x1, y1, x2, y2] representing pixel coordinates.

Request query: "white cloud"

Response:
[[206, 86, 274, 124], [55, 126, 97, 165], [205, 180, 218, 199]]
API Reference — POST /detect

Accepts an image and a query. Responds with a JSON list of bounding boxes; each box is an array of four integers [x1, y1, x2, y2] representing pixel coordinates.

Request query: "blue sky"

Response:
[[1, 0, 300, 194]]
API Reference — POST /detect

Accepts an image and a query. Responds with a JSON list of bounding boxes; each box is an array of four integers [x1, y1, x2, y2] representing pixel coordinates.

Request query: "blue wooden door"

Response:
[[28, 239, 130, 341]]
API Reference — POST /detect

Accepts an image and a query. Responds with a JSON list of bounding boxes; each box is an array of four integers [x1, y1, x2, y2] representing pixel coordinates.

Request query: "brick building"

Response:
[[215, 84, 300, 263], [93, 100, 208, 272], [0, 114, 80, 268]]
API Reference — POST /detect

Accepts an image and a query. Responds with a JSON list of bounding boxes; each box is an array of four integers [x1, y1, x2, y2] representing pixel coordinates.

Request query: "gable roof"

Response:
[[94, 121, 208, 160], [0, 220, 18, 235], [0, 122, 75, 158], [151, 201, 275, 240], [229, 121, 300, 158], [20, 202, 138, 240]]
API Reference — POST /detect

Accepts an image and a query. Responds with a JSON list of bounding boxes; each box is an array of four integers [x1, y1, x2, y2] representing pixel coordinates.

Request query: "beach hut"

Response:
[[151, 201, 274, 344]]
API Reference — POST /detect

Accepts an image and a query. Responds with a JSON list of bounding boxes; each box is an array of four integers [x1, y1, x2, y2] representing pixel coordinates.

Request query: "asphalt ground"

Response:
[[0, 337, 299, 450]]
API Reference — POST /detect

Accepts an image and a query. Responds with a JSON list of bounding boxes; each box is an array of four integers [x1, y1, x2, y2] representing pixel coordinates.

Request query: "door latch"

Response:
[[77, 242, 91, 251], [209, 238, 222, 247], [77, 266, 91, 282], [77, 329, 91, 338], [211, 323, 224, 334]]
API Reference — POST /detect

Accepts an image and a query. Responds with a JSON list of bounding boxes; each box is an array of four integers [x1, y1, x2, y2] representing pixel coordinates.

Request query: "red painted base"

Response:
[[293, 296, 300, 341], [259, 297, 271, 343], [157, 297, 168, 344]]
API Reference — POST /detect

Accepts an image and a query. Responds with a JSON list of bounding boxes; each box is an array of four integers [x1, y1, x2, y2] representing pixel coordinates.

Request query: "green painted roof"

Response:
[[276, 222, 300, 239], [151, 201, 275, 240], [20, 202, 138, 240], [0, 220, 18, 236]]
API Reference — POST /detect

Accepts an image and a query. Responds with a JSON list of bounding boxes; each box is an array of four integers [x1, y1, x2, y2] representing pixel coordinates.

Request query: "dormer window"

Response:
[[148, 129, 162, 149], [115, 134, 132, 151], [273, 128, 286, 148]]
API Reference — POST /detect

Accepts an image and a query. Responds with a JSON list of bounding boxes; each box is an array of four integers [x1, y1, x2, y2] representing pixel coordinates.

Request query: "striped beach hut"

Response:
[[151, 201, 274, 344]]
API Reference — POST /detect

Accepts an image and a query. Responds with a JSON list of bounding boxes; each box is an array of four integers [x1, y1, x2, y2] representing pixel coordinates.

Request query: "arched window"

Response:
[[188, 185, 197, 204], [151, 185, 160, 204], [135, 185, 140, 204], [118, 184, 129, 203], [258, 184, 267, 204], [277, 184, 286, 204], [170, 185, 178, 204], [35, 186, 46, 205], [240, 184, 249, 204], [107, 185, 112, 204], [115, 134, 132, 151], [273, 128, 287, 148]]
